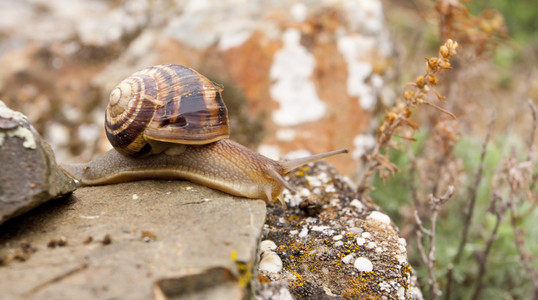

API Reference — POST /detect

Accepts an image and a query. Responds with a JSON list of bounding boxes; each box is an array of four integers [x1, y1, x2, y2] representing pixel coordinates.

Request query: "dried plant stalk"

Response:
[[357, 39, 459, 198]]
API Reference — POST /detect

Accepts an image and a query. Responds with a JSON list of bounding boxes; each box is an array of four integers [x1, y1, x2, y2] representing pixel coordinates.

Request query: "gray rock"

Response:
[[0, 101, 76, 225], [0, 180, 266, 299]]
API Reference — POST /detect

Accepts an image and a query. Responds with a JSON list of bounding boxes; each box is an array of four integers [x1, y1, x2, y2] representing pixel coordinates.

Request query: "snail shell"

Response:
[[105, 64, 229, 157]]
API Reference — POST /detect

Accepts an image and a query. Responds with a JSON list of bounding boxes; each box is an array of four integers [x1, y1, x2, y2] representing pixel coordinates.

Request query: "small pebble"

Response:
[[356, 237, 366, 246], [132, 194, 139, 200], [258, 251, 283, 273], [83, 236, 93, 244], [298, 227, 309, 238], [342, 254, 354, 264], [350, 199, 364, 211], [354, 257, 373, 272], [362, 232, 371, 238], [141, 231, 157, 242], [260, 240, 277, 252], [349, 227, 363, 234], [58, 236, 68, 247], [367, 241, 377, 249], [101, 234, 112, 245], [334, 241, 344, 247], [332, 234, 343, 241]]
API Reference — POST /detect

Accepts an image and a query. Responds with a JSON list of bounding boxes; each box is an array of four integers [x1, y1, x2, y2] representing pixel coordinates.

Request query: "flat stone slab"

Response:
[[0, 180, 266, 299]]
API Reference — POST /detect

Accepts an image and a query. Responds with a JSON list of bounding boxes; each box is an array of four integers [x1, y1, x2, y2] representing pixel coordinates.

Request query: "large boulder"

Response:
[[0, 101, 76, 224]]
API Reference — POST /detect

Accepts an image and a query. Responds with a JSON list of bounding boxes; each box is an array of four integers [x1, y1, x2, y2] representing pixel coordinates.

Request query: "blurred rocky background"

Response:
[[0, 0, 395, 177]]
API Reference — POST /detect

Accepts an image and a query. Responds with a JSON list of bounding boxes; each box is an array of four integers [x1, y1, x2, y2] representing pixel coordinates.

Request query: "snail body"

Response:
[[61, 64, 347, 208]]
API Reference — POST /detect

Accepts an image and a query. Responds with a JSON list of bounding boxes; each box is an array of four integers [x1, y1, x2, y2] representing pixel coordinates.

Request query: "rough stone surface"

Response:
[[0, 180, 266, 299], [257, 161, 422, 299], [0, 101, 76, 225], [0, 0, 394, 176]]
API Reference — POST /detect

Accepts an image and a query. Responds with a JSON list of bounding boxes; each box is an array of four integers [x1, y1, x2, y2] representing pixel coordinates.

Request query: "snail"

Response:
[[61, 64, 348, 208]]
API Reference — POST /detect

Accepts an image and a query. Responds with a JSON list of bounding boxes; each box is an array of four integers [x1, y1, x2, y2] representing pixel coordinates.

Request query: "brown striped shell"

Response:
[[105, 64, 229, 157]]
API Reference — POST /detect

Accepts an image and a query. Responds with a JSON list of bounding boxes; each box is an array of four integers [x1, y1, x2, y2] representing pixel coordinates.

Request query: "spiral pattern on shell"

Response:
[[105, 64, 229, 157]]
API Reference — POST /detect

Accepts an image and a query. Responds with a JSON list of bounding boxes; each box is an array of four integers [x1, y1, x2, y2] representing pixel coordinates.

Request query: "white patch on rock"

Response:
[[342, 253, 355, 264], [282, 149, 311, 160], [397, 286, 406, 299], [368, 211, 391, 224], [0, 101, 36, 149], [342, 0, 385, 34], [260, 240, 277, 252], [350, 199, 365, 211], [332, 234, 343, 241], [298, 226, 309, 238], [46, 123, 70, 147], [306, 176, 322, 187], [354, 257, 373, 272], [352, 134, 376, 160], [218, 24, 253, 50], [259, 251, 283, 274], [337, 34, 377, 109], [257, 144, 280, 160], [276, 128, 296, 141], [166, 0, 255, 50], [259, 240, 283, 274], [291, 3, 307, 22], [0, 127, 36, 149], [349, 227, 363, 234], [270, 28, 326, 126]]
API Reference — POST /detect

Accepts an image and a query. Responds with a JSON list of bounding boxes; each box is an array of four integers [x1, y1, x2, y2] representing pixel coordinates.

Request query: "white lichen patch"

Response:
[[354, 257, 373, 272], [290, 2, 307, 22], [270, 28, 326, 126], [337, 34, 377, 110], [366, 241, 377, 249], [0, 101, 37, 149], [0, 126, 37, 149], [276, 128, 296, 142], [352, 134, 376, 160], [298, 227, 309, 238], [166, 0, 254, 51], [336, 0, 392, 111], [367, 211, 391, 224]]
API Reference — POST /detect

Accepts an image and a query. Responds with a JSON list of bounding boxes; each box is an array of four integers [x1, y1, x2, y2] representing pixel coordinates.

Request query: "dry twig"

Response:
[[445, 113, 495, 298], [471, 192, 509, 299], [415, 185, 455, 300], [507, 100, 538, 298]]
